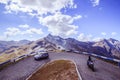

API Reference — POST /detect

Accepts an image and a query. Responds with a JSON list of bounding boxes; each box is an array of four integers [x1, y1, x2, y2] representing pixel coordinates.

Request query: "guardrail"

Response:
[[66, 50, 120, 64], [12, 54, 28, 62], [0, 53, 33, 68], [0, 60, 11, 66], [82, 52, 120, 62]]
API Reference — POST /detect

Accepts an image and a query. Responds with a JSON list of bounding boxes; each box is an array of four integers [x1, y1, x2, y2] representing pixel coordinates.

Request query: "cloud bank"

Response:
[[0, 0, 80, 38], [4, 24, 43, 39]]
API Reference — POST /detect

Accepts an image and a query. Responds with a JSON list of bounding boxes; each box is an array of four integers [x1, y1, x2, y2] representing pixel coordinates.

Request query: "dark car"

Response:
[[34, 51, 49, 60]]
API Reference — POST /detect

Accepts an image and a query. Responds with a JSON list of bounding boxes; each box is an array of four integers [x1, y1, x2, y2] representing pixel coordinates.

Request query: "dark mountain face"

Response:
[[0, 40, 31, 53]]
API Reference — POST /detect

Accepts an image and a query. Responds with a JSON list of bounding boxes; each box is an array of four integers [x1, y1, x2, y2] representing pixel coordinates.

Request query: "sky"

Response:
[[0, 0, 120, 41]]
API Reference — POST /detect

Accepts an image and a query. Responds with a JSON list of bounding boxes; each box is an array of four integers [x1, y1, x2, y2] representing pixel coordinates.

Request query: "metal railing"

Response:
[[0, 53, 32, 68], [81, 51, 120, 68], [0, 60, 11, 66]]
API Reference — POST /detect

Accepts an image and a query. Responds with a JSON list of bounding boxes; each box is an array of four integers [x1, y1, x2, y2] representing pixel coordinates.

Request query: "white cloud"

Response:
[[90, 0, 100, 7], [0, 0, 82, 38], [0, 0, 10, 4], [77, 32, 117, 42], [77, 33, 102, 42], [39, 12, 81, 37], [92, 37, 102, 42], [19, 24, 30, 29], [4, 24, 43, 39], [77, 33, 93, 41], [1, 0, 76, 16], [101, 32, 107, 36], [0, 36, 6, 41], [4, 27, 21, 38], [23, 28, 43, 35], [111, 32, 117, 36], [30, 35, 33, 38], [0, 0, 81, 38]]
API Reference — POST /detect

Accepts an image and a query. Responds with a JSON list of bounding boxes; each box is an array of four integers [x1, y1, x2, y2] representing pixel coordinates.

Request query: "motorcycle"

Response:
[[87, 60, 95, 71]]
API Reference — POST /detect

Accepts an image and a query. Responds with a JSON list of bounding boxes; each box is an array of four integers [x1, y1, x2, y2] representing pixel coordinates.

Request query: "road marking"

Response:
[[26, 61, 48, 80], [73, 61, 83, 80]]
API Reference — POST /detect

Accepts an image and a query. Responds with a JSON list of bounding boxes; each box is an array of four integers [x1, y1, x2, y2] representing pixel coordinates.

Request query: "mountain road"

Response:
[[0, 52, 120, 80]]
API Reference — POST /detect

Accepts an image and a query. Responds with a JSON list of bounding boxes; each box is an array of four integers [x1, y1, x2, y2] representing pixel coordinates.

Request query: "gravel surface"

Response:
[[0, 52, 120, 80]]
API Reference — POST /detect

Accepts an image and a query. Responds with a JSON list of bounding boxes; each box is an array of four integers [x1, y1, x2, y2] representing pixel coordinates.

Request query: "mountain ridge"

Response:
[[44, 34, 120, 59], [0, 40, 31, 53], [0, 34, 120, 62]]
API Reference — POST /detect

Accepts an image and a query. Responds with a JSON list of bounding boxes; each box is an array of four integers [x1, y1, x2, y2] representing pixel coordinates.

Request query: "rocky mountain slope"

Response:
[[44, 34, 120, 59], [0, 40, 31, 54], [0, 34, 120, 63], [92, 38, 120, 58]]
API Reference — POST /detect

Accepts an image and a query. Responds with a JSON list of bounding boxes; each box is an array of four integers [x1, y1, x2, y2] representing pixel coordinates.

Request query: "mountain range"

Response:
[[44, 34, 120, 59], [0, 40, 31, 53], [0, 34, 120, 62]]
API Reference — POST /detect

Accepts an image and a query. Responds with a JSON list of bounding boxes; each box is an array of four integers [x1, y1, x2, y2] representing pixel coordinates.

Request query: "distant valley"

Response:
[[0, 40, 31, 53]]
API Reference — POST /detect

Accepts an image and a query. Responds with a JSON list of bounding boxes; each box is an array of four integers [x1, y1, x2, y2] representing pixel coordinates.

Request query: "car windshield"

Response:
[[37, 53, 42, 55]]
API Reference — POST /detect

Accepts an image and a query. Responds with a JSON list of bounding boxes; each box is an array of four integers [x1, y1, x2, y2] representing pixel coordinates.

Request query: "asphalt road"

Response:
[[0, 52, 120, 80]]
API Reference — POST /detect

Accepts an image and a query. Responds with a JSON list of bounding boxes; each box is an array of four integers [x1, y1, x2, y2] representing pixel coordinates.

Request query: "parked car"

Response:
[[34, 51, 49, 60]]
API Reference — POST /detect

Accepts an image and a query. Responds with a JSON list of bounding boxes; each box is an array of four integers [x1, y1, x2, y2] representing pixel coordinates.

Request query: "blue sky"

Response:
[[0, 0, 120, 41]]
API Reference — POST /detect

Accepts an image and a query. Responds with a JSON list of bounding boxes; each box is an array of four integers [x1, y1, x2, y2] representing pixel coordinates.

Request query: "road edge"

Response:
[[26, 59, 83, 80], [26, 61, 48, 80], [73, 61, 83, 80]]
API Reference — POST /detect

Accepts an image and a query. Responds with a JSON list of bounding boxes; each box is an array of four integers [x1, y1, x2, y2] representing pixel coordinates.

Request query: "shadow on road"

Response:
[[44, 58, 51, 63]]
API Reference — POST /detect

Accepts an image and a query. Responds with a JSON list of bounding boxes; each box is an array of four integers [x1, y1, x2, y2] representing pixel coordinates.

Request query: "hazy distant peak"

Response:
[[108, 38, 118, 43]]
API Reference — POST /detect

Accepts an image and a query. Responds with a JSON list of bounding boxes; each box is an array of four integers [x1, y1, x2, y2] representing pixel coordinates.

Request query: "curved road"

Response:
[[0, 52, 120, 80]]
